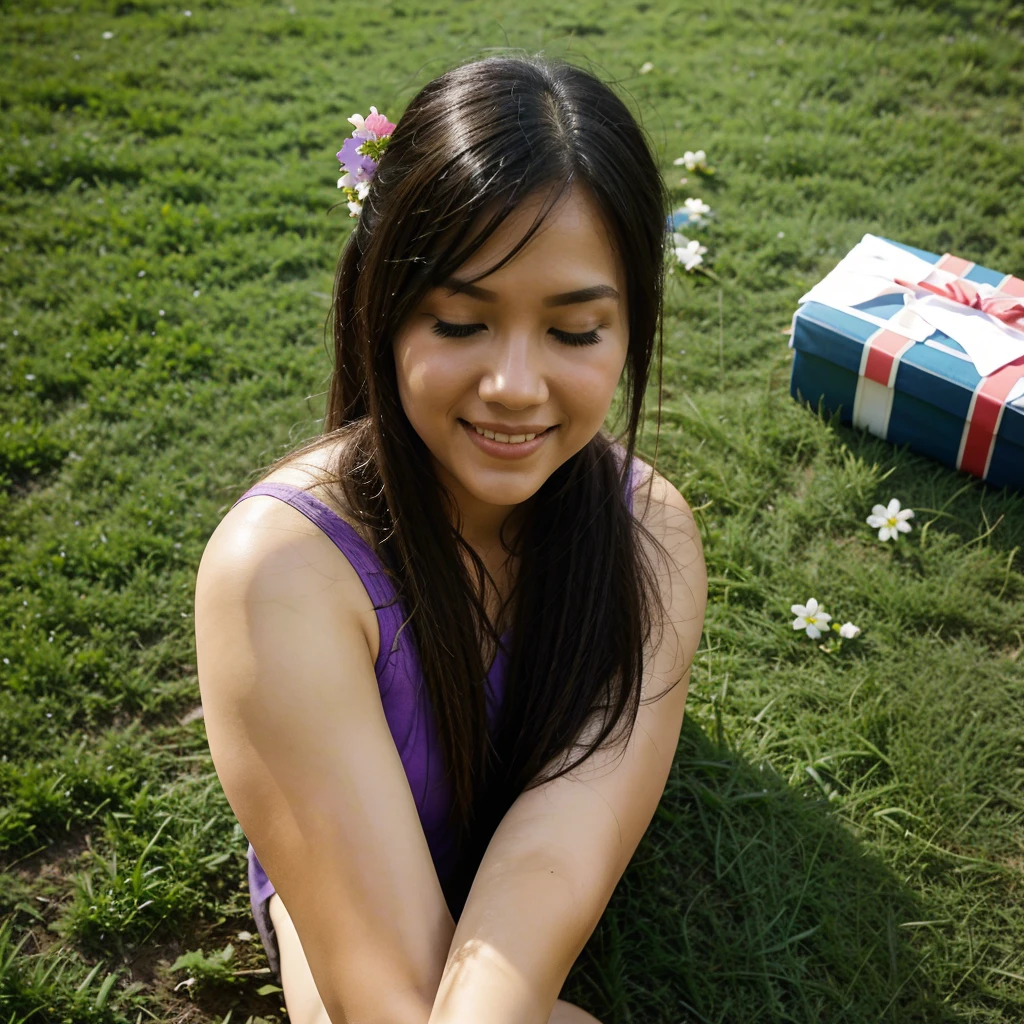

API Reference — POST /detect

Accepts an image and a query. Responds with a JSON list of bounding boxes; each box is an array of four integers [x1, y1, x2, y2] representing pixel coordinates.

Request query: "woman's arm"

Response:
[[194, 499, 455, 1024], [428, 470, 708, 1024]]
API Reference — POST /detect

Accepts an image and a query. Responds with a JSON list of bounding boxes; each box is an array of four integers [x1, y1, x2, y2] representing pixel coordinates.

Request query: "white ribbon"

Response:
[[799, 233, 1024, 377]]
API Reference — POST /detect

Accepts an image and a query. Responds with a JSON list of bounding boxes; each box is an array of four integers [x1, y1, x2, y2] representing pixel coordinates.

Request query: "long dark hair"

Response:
[[253, 54, 671, 916]]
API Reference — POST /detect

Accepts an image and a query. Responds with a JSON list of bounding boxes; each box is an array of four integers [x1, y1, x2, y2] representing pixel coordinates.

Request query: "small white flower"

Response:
[[838, 622, 861, 639], [184, 9, 192, 15], [866, 498, 914, 541], [137, 270, 146, 277], [102, 31, 114, 39], [25, 374, 35, 381], [355, 179, 371, 200], [639, 61, 655, 74], [192, 289, 200, 297], [683, 196, 711, 219], [777, 231, 785, 238], [682, 149, 707, 170], [672, 236, 707, 272], [347, 199, 363, 217], [791, 597, 832, 639]]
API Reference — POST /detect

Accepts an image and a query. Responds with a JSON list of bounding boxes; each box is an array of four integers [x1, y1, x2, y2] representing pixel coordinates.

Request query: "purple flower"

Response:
[[336, 137, 376, 184]]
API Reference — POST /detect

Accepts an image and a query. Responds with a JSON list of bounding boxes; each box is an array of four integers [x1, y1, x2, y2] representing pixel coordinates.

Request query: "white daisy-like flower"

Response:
[[678, 149, 707, 171], [866, 498, 914, 541], [672, 235, 707, 272], [639, 61, 655, 74], [838, 622, 861, 639], [683, 196, 711, 218], [791, 597, 832, 639]]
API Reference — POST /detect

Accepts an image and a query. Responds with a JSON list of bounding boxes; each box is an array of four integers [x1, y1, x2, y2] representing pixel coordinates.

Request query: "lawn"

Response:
[[1, 0, 1023, 1021]]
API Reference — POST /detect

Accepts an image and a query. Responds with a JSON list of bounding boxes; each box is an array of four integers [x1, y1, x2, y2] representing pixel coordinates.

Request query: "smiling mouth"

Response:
[[459, 420, 555, 445]]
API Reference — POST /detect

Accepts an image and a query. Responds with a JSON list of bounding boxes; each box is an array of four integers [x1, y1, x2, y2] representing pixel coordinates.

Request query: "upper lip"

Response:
[[463, 420, 554, 434]]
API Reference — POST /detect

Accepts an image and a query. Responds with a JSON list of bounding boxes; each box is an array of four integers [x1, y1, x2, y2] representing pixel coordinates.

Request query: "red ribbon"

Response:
[[893, 275, 1024, 328]]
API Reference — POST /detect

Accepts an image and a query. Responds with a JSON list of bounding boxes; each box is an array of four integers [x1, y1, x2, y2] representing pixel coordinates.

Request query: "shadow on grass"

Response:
[[789, 395, 1024, 574], [834, 423, 1024, 565], [563, 718, 963, 1024]]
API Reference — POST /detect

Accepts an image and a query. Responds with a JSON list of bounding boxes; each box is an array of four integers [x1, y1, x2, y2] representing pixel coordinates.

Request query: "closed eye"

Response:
[[431, 319, 485, 339], [550, 327, 603, 347], [431, 318, 604, 347]]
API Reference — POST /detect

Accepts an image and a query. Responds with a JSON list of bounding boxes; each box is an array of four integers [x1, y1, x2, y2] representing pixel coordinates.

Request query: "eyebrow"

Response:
[[443, 278, 620, 307]]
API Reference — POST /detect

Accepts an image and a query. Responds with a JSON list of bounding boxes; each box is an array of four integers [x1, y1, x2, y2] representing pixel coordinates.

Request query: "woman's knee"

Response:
[[268, 894, 333, 1024], [550, 998, 604, 1024]]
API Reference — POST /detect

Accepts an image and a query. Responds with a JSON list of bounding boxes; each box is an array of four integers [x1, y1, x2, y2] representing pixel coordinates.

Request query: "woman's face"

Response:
[[393, 185, 630, 524]]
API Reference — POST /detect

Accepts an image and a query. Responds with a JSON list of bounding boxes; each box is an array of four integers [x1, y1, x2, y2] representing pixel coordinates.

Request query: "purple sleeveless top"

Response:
[[232, 456, 642, 924]]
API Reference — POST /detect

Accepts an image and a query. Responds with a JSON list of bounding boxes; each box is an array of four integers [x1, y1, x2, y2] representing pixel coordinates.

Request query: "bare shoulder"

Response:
[[629, 461, 708, 684], [197, 435, 380, 659], [246, 434, 370, 540], [204, 436, 365, 568], [630, 461, 705, 570]]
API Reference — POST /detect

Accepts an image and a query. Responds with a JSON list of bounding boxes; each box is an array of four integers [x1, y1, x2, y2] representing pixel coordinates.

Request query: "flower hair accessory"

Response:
[[337, 106, 396, 218]]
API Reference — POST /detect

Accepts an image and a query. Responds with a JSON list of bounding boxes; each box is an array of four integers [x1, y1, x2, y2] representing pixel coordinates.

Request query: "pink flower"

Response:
[[364, 110, 396, 137], [348, 106, 395, 140]]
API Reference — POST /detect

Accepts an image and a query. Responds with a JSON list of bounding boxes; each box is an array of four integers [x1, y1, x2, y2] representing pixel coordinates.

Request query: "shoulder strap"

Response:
[[232, 482, 404, 668]]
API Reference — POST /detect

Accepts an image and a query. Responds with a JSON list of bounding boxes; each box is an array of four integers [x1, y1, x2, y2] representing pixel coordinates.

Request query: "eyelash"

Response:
[[430, 319, 604, 347]]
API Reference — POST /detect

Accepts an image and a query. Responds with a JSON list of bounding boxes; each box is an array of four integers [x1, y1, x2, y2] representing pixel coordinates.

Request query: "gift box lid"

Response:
[[791, 237, 1024, 449]]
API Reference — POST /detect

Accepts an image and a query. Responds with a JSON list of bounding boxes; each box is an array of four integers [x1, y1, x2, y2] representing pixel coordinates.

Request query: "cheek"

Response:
[[394, 337, 466, 415], [552, 346, 628, 417]]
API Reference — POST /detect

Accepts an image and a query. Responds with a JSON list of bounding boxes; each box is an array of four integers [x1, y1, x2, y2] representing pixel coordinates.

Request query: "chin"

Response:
[[461, 470, 548, 509]]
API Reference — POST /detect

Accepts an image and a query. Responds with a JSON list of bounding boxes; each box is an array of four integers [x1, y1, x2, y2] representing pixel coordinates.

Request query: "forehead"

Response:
[[451, 184, 624, 292]]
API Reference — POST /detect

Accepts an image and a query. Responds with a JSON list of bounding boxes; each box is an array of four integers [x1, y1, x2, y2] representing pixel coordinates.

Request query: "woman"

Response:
[[195, 53, 707, 1024]]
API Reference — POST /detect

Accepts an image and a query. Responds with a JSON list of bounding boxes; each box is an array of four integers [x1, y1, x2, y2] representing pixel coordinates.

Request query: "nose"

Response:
[[477, 331, 549, 409]]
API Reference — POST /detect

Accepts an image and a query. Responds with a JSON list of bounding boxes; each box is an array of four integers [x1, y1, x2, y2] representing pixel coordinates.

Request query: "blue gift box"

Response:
[[788, 236, 1024, 492]]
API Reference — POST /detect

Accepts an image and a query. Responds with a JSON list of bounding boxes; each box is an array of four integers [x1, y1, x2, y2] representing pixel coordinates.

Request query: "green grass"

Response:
[[2, 0, 1023, 1021]]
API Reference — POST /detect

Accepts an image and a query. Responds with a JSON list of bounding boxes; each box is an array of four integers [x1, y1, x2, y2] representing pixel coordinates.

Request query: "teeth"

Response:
[[471, 425, 541, 444]]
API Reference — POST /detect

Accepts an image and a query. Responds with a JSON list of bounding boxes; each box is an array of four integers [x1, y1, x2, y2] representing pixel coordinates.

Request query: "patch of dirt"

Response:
[[127, 919, 284, 1024], [2, 828, 91, 880]]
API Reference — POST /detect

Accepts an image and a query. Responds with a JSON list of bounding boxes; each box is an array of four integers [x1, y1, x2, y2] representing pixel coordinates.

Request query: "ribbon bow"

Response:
[[799, 234, 1024, 376], [894, 275, 1024, 329]]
